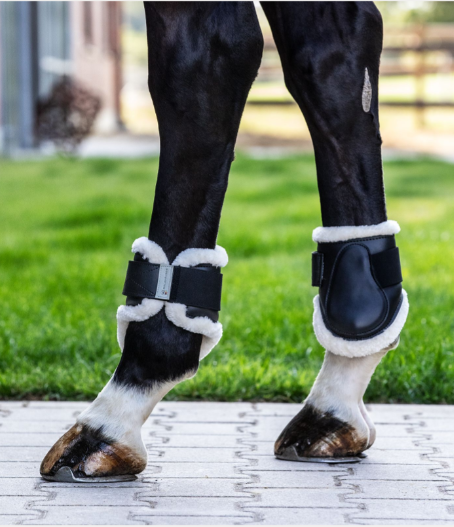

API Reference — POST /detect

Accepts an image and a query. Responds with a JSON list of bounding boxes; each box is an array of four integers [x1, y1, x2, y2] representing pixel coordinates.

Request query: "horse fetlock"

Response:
[[275, 349, 389, 462], [40, 380, 176, 481]]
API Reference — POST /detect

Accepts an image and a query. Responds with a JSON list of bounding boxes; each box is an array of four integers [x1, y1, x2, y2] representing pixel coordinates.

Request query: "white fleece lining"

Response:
[[313, 220, 400, 243], [117, 299, 164, 351], [313, 290, 409, 357], [173, 246, 228, 268], [116, 238, 226, 359], [132, 237, 169, 265], [165, 303, 223, 360]]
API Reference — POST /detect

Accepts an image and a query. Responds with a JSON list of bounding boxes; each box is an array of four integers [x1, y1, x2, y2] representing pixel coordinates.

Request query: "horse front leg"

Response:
[[40, 1, 263, 482], [262, 1, 408, 461]]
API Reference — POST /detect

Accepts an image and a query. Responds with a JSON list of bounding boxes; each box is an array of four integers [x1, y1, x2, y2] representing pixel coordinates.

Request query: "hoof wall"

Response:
[[275, 446, 366, 464], [41, 466, 137, 483]]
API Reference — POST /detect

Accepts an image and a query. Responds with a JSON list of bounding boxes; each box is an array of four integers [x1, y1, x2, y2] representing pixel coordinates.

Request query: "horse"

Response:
[[40, 1, 408, 482]]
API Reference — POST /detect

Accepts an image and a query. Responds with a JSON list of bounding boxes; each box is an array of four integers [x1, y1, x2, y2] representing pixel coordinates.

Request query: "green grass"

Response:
[[0, 154, 453, 403]]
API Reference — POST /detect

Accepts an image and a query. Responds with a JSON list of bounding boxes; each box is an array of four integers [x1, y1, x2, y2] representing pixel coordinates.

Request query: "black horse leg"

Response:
[[40, 1, 263, 481], [262, 2, 407, 461]]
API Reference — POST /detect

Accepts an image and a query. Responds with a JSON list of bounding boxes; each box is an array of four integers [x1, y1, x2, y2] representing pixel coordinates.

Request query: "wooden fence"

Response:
[[250, 23, 454, 111]]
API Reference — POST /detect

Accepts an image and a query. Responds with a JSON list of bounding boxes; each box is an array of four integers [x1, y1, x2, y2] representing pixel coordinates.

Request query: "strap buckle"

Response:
[[122, 260, 223, 311]]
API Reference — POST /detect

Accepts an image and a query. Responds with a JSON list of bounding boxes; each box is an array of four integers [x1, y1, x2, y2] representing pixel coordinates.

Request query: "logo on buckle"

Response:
[[155, 265, 174, 300]]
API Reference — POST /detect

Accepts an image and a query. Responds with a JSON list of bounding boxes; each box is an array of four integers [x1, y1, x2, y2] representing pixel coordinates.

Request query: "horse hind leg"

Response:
[[262, 1, 408, 461]]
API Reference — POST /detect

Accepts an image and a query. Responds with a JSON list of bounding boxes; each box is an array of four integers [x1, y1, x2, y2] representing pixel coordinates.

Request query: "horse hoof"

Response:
[[274, 403, 369, 462], [40, 424, 147, 481]]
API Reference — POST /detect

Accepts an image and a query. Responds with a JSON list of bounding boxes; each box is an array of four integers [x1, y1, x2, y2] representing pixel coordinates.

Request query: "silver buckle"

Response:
[[155, 265, 174, 300]]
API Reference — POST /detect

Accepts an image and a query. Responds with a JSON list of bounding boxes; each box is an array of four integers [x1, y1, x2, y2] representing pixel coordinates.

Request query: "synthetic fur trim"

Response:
[[173, 246, 228, 268], [312, 220, 400, 243], [165, 303, 223, 360], [117, 238, 227, 359], [117, 299, 164, 351], [313, 290, 409, 357], [132, 237, 169, 265]]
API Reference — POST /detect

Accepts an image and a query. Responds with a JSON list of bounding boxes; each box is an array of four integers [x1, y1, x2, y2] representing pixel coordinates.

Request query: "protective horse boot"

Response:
[[40, 238, 227, 482], [275, 220, 409, 463]]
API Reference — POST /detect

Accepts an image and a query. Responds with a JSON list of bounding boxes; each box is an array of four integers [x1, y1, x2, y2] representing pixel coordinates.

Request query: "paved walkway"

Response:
[[1, 402, 453, 525]]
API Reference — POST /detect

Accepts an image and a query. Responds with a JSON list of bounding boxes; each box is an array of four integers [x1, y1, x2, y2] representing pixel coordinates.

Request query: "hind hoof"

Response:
[[40, 424, 146, 481], [274, 403, 369, 462]]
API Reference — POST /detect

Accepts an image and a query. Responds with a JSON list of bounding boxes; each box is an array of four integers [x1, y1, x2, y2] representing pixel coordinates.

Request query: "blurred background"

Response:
[[3, 1, 454, 157], [1, 2, 454, 403]]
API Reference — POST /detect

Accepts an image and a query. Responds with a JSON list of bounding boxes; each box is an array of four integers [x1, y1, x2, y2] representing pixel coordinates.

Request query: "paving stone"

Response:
[[372, 436, 433, 450], [144, 447, 246, 463], [241, 470, 350, 489], [136, 478, 250, 497], [357, 449, 437, 465], [31, 487, 150, 507], [132, 515, 253, 525], [240, 456, 351, 473], [0, 478, 46, 496], [0, 462, 41, 478], [0, 496, 46, 515], [154, 401, 254, 420], [344, 479, 454, 500], [23, 507, 149, 525], [242, 507, 355, 525], [348, 520, 454, 525], [345, 464, 448, 482], [0, 409, 85, 421], [144, 422, 245, 436], [0, 421, 72, 434], [142, 463, 250, 479], [0, 433, 61, 447], [149, 496, 252, 515], [0, 515, 42, 526], [0, 447, 49, 462], [145, 434, 241, 449], [243, 488, 355, 508], [347, 499, 454, 520]]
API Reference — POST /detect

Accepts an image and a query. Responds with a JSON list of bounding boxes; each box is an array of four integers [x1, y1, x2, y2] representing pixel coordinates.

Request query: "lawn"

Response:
[[0, 154, 453, 403]]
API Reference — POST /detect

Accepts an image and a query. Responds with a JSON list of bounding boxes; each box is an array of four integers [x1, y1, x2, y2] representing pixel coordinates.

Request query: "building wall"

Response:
[[71, 1, 122, 134], [0, 1, 122, 156], [0, 2, 38, 154], [37, 2, 71, 97]]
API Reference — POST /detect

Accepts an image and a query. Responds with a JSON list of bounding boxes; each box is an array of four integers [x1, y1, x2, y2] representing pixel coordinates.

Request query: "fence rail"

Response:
[[252, 23, 454, 110]]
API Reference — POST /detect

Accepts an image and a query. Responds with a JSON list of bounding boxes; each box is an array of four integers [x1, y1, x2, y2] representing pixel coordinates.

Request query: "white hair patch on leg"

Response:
[[362, 67, 372, 112], [306, 349, 387, 448], [77, 378, 177, 461]]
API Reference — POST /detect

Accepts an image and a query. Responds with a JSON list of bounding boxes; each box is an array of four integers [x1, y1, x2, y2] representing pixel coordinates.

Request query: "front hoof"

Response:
[[40, 424, 146, 482], [274, 404, 368, 462]]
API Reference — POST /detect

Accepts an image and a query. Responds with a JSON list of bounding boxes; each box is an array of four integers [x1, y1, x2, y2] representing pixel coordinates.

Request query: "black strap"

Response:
[[311, 247, 402, 288], [370, 246, 403, 288], [122, 260, 223, 311], [312, 251, 324, 287]]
